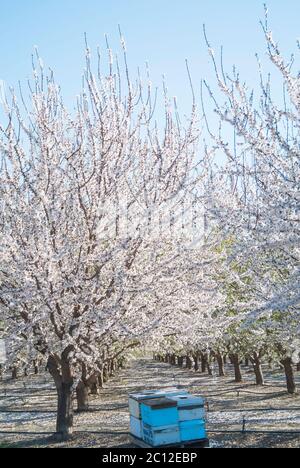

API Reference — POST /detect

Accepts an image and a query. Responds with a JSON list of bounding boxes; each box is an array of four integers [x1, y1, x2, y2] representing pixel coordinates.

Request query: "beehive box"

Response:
[[143, 423, 180, 447], [129, 388, 187, 419], [129, 388, 208, 447], [169, 394, 205, 421], [141, 397, 178, 427], [130, 415, 143, 439], [179, 419, 206, 442]]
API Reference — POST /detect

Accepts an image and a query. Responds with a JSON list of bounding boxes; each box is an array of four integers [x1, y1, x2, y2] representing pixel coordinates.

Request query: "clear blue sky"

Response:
[[0, 0, 299, 115]]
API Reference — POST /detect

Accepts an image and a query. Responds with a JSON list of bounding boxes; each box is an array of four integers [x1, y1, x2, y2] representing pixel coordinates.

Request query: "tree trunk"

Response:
[[56, 383, 74, 438], [216, 353, 226, 377], [297, 362, 300, 372], [33, 360, 39, 375], [251, 353, 264, 386], [207, 360, 213, 376], [90, 381, 99, 395], [103, 365, 109, 383], [76, 381, 89, 412], [186, 356, 193, 369], [281, 357, 297, 394], [47, 352, 74, 440], [98, 371, 104, 388], [11, 367, 18, 380], [230, 354, 242, 383], [193, 355, 199, 372], [200, 354, 207, 373]]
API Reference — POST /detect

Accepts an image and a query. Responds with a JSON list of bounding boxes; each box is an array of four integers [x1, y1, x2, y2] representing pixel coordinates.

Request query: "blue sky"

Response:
[[0, 0, 299, 116]]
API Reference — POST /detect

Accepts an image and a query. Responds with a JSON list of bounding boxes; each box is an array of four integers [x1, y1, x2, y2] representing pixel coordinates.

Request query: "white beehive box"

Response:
[[169, 394, 205, 421], [129, 388, 187, 419], [130, 415, 143, 439]]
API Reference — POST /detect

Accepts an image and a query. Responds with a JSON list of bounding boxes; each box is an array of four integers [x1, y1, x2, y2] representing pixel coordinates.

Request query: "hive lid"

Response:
[[142, 397, 177, 409], [169, 394, 204, 407], [129, 391, 159, 401], [129, 387, 186, 401]]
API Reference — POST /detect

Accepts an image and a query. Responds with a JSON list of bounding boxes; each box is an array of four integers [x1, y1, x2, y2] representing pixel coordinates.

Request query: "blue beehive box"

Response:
[[179, 419, 207, 442], [141, 397, 178, 427], [143, 423, 180, 446], [169, 394, 205, 421], [129, 388, 208, 447]]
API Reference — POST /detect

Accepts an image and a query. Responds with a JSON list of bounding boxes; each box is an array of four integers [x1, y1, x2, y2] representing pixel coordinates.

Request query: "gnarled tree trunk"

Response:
[[178, 356, 184, 367], [33, 360, 39, 375], [193, 354, 199, 372], [103, 364, 109, 383], [186, 355, 193, 369], [47, 350, 74, 440], [281, 357, 297, 394], [89, 381, 99, 395], [200, 353, 207, 373], [230, 354, 242, 383], [56, 382, 73, 438], [216, 353, 226, 377], [251, 353, 264, 386], [76, 381, 89, 412], [98, 371, 104, 388], [207, 359, 213, 376]]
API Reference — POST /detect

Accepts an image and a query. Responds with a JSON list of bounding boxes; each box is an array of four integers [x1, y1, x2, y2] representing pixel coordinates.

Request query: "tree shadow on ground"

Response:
[[0, 435, 58, 448]]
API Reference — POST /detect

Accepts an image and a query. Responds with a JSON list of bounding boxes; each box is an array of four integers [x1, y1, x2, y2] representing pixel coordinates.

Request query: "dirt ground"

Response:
[[0, 358, 299, 448]]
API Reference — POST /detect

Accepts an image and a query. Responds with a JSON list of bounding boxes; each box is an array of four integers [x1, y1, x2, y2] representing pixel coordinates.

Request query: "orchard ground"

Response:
[[0, 358, 299, 448]]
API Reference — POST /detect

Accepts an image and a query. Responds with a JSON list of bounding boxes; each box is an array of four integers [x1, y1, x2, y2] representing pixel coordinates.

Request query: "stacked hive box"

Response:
[[169, 395, 206, 442], [129, 388, 187, 441], [129, 389, 207, 446], [141, 398, 180, 446]]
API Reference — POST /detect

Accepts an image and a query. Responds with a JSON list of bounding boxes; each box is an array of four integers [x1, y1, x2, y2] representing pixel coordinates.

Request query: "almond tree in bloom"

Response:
[[203, 9, 300, 393], [0, 39, 201, 437]]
